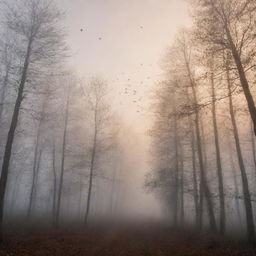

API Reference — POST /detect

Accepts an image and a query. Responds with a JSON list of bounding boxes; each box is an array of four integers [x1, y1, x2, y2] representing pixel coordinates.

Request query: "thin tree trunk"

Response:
[[226, 62, 256, 245], [210, 66, 225, 234], [227, 133, 242, 228], [225, 27, 256, 136], [52, 142, 57, 226], [186, 88, 199, 228], [183, 47, 216, 232], [56, 90, 70, 228], [251, 121, 256, 170], [191, 125, 199, 227], [27, 84, 49, 219], [0, 63, 10, 123], [32, 147, 43, 215], [110, 166, 117, 215], [172, 91, 179, 227], [179, 142, 184, 226], [27, 128, 40, 219], [84, 108, 98, 226], [0, 38, 32, 241], [78, 172, 83, 221]]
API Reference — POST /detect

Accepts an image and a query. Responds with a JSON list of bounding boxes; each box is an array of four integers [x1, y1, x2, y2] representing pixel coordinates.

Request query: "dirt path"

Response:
[[0, 225, 255, 256]]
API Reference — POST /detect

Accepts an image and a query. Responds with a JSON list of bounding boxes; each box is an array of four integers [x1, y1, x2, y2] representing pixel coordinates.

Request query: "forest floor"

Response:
[[0, 222, 255, 256]]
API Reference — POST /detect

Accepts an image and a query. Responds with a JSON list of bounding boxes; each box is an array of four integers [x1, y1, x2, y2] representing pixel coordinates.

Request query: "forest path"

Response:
[[0, 224, 255, 256]]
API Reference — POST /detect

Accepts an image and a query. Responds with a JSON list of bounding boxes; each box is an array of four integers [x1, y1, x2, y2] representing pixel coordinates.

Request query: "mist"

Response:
[[1, 0, 256, 255]]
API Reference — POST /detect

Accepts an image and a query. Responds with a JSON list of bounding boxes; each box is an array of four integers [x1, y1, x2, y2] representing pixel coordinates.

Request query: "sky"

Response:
[[56, 0, 191, 219], [57, 0, 191, 129]]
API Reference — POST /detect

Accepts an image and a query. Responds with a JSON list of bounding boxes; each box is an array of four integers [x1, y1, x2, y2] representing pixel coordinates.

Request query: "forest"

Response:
[[1, 0, 256, 255]]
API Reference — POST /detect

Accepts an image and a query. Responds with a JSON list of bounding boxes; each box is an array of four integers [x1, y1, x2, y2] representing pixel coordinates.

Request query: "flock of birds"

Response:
[[79, 26, 153, 114], [115, 75, 152, 113]]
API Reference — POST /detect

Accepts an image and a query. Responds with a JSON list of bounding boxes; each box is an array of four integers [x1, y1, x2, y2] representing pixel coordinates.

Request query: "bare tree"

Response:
[[81, 77, 111, 226], [56, 82, 71, 228], [209, 56, 226, 234], [193, 0, 256, 135], [225, 53, 255, 245], [0, 0, 66, 240]]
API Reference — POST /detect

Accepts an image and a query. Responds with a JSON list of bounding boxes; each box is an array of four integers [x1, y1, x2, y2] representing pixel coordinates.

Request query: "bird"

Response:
[[80, 28, 84, 32]]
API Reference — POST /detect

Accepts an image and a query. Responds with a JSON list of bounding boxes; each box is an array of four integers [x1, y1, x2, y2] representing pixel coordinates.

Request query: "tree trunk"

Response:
[[27, 127, 40, 219], [56, 91, 70, 228], [172, 91, 179, 227], [210, 67, 225, 234], [27, 84, 49, 219], [225, 27, 256, 136], [227, 133, 242, 228], [186, 89, 199, 228], [0, 38, 32, 241], [183, 46, 216, 232], [110, 166, 117, 215], [52, 142, 57, 226], [84, 109, 98, 226], [179, 142, 184, 226], [251, 121, 256, 170], [226, 63, 256, 245], [0, 63, 10, 123], [191, 125, 199, 227]]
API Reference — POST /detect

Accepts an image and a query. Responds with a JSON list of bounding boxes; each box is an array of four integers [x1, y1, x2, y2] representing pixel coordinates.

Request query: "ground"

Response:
[[0, 223, 255, 256]]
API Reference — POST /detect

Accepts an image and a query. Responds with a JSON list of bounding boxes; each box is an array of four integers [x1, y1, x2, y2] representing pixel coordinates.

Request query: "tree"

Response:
[[56, 81, 71, 228], [209, 56, 226, 234], [81, 77, 111, 226], [0, 0, 66, 241], [193, 0, 256, 135], [225, 52, 255, 245]]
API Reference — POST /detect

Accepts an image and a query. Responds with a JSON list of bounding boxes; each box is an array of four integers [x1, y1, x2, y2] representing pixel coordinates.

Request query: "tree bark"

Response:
[[84, 107, 98, 226], [225, 26, 256, 136], [0, 38, 32, 241], [172, 91, 179, 227], [210, 67, 225, 234], [226, 63, 256, 245], [183, 51, 217, 232], [27, 127, 40, 219], [52, 142, 57, 226], [179, 142, 184, 226], [56, 90, 70, 228]]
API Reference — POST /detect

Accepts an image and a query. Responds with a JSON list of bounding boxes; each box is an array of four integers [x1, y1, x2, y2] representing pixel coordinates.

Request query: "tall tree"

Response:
[[225, 53, 255, 245], [209, 57, 226, 234], [193, 0, 256, 135], [0, 0, 66, 240], [56, 82, 71, 228], [81, 77, 111, 226]]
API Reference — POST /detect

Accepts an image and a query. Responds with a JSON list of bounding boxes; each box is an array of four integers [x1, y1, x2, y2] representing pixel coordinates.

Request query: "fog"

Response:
[[54, 0, 191, 220], [1, 0, 256, 254]]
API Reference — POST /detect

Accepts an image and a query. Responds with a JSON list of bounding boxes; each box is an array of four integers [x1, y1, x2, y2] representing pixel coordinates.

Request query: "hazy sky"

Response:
[[58, 0, 191, 129], [56, 0, 191, 218]]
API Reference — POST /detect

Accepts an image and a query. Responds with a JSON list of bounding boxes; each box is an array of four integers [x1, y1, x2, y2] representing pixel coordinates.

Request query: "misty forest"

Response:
[[1, 0, 256, 255]]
